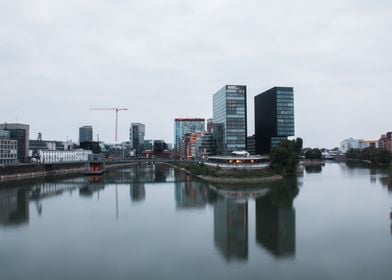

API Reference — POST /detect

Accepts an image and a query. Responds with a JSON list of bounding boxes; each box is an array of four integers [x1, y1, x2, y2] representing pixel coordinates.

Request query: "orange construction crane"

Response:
[[90, 107, 128, 142]]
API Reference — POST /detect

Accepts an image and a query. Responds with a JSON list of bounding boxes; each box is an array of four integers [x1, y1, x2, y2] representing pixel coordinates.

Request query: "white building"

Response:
[[340, 138, 369, 154], [39, 149, 92, 163]]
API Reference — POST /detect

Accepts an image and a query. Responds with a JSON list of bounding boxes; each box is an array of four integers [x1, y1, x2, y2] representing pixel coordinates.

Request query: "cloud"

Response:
[[0, 0, 391, 147]]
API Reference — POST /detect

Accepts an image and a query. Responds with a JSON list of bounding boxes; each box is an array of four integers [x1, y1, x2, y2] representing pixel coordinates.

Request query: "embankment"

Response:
[[0, 161, 138, 183]]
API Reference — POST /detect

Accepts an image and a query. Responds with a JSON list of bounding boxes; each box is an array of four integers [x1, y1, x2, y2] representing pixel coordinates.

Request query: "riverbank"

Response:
[[165, 162, 283, 184], [0, 161, 138, 183]]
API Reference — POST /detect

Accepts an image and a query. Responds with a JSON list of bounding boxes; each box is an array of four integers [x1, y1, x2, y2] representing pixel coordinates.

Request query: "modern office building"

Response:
[[255, 87, 294, 154], [213, 85, 247, 155], [144, 140, 153, 151], [246, 135, 256, 155], [174, 118, 205, 155], [130, 123, 145, 156], [0, 123, 29, 163], [0, 130, 18, 165], [79, 126, 93, 143], [195, 133, 216, 160]]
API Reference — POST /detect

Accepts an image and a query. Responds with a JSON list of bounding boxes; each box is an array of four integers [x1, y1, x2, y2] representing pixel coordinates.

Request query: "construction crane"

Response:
[[90, 107, 128, 142]]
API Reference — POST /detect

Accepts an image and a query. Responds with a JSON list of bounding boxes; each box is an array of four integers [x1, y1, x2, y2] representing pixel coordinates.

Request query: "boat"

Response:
[[84, 154, 105, 175]]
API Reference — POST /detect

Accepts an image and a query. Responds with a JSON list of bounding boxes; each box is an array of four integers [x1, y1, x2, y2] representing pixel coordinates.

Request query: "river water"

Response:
[[0, 163, 391, 280]]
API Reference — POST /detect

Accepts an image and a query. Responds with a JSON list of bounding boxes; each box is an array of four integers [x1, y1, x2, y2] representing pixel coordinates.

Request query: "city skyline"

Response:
[[1, 1, 391, 148]]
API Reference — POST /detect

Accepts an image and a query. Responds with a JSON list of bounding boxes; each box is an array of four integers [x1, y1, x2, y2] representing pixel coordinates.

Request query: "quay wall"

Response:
[[0, 161, 138, 183]]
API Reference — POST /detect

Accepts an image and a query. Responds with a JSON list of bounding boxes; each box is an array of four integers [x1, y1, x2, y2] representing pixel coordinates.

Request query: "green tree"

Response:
[[304, 148, 322, 160], [270, 140, 298, 176], [295, 137, 303, 154]]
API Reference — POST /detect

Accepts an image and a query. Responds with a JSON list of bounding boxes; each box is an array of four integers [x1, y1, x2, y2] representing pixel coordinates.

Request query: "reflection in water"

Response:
[[79, 176, 105, 197], [256, 179, 299, 258], [175, 180, 208, 209], [214, 195, 248, 261], [379, 177, 392, 193], [305, 165, 323, 174], [130, 183, 146, 202], [0, 188, 29, 226], [390, 208, 392, 236]]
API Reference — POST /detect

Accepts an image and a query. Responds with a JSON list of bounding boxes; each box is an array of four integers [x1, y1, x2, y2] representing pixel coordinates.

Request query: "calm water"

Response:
[[1, 163, 392, 280]]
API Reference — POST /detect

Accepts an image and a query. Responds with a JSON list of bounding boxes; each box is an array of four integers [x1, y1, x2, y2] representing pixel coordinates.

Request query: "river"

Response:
[[0, 162, 391, 280]]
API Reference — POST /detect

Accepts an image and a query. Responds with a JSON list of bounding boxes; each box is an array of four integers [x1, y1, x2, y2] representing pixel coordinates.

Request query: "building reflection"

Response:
[[214, 195, 248, 261], [0, 188, 29, 226], [79, 176, 105, 197], [255, 179, 298, 258], [175, 180, 208, 209]]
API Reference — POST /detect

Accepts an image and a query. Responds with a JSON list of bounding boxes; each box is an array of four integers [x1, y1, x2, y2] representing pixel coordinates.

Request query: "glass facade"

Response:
[[276, 89, 295, 136], [213, 85, 247, 155], [174, 119, 205, 154], [130, 123, 145, 156], [79, 126, 93, 143], [255, 87, 295, 154]]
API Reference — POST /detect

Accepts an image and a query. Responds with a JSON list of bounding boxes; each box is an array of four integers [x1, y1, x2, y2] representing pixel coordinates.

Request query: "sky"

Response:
[[1, 0, 391, 148]]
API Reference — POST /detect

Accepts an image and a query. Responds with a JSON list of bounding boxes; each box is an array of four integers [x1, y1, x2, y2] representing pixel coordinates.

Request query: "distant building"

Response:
[[130, 123, 145, 156], [153, 140, 167, 153], [182, 132, 205, 160], [79, 141, 101, 154], [0, 123, 29, 163], [195, 133, 216, 160], [213, 85, 247, 155], [144, 139, 153, 151], [340, 138, 370, 154], [207, 118, 213, 133], [246, 135, 256, 155], [0, 130, 18, 165], [378, 132, 392, 153], [174, 118, 205, 156], [255, 87, 294, 154], [79, 126, 93, 143], [38, 149, 92, 163]]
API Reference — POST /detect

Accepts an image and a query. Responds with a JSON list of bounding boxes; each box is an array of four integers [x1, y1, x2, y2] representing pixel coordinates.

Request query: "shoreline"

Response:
[[0, 162, 138, 183], [165, 162, 283, 184]]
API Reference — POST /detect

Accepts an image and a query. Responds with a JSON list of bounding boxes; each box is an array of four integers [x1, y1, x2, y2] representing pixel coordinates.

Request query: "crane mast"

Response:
[[90, 107, 128, 142]]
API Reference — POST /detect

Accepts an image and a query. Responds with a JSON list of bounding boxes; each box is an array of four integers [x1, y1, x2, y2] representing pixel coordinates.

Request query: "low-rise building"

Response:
[[38, 149, 92, 163], [340, 138, 370, 154], [378, 132, 392, 153]]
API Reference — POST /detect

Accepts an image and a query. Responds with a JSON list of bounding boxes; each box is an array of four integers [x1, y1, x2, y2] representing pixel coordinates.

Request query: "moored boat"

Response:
[[84, 154, 105, 175]]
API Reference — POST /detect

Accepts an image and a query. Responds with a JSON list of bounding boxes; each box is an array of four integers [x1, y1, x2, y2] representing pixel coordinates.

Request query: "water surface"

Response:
[[1, 163, 391, 280]]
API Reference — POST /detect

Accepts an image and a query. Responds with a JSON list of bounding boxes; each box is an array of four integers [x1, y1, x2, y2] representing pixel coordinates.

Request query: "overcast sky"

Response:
[[1, 0, 391, 148]]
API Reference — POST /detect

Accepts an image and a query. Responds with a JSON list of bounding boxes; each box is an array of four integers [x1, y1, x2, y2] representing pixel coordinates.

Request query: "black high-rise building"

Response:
[[254, 87, 294, 154]]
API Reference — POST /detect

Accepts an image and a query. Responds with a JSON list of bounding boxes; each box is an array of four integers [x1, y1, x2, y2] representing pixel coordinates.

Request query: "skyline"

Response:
[[1, 0, 391, 147]]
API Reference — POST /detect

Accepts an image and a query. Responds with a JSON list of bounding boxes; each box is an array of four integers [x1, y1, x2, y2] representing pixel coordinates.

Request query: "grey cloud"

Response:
[[0, 0, 391, 147]]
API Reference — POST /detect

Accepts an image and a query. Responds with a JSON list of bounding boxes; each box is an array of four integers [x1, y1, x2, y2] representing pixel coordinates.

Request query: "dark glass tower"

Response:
[[79, 126, 93, 143], [255, 87, 294, 155]]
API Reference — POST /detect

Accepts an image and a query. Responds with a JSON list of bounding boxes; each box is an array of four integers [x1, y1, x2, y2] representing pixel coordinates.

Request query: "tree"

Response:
[[270, 140, 298, 176], [305, 148, 322, 160], [294, 137, 303, 154]]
